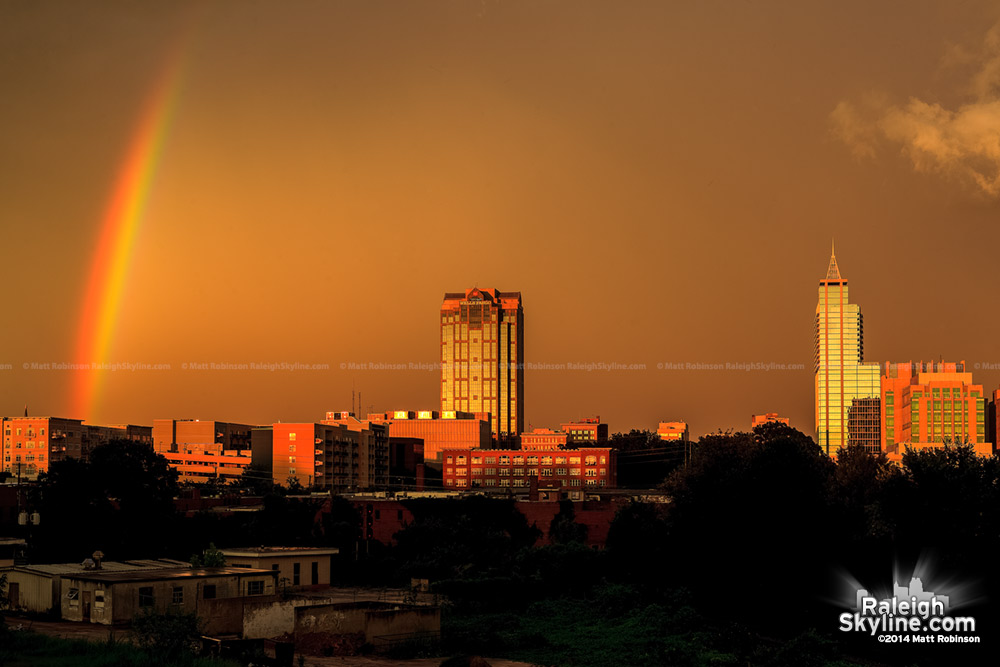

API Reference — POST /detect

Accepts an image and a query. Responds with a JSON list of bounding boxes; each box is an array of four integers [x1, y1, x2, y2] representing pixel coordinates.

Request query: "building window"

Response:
[[248, 580, 265, 596], [203, 585, 217, 599], [172, 587, 183, 604], [293, 563, 301, 586], [289, 433, 297, 441], [139, 587, 154, 607]]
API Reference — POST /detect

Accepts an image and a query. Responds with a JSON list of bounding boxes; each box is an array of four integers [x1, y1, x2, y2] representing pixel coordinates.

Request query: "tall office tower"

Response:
[[814, 247, 881, 455], [441, 288, 523, 437]]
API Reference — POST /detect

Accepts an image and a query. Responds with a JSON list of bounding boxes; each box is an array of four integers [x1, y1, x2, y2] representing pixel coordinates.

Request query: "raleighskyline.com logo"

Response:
[[839, 577, 979, 644]]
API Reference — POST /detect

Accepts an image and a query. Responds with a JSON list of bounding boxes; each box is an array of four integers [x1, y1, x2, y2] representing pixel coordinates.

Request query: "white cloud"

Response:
[[831, 21, 1000, 198]]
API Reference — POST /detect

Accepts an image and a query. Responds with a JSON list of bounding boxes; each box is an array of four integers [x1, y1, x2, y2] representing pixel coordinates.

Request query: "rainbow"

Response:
[[71, 33, 192, 421]]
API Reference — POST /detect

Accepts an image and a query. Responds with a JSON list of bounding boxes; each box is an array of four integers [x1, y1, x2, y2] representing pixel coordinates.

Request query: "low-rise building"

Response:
[[152, 419, 255, 455], [3, 558, 190, 615], [60, 566, 277, 625], [751, 413, 790, 429], [354, 410, 491, 462], [221, 546, 339, 589], [559, 417, 609, 445], [160, 451, 252, 484], [520, 428, 568, 451], [657, 421, 689, 441], [441, 447, 616, 491]]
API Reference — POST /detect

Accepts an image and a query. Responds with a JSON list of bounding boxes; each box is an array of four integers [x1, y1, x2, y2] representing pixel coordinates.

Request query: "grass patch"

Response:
[[441, 592, 864, 667], [0, 629, 239, 667]]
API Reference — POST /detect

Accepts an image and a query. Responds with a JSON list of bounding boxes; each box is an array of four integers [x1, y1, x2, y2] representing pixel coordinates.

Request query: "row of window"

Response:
[[446, 478, 606, 488], [447, 454, 606, 465], [3, 453, 45, 462], [4, 428, 47, 436], [2, 441, 46, 449]]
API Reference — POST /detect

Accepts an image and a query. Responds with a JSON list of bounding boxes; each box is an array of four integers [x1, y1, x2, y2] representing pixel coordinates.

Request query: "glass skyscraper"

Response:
[[814, 247, 881, 455], [441, 288, 523, 437]]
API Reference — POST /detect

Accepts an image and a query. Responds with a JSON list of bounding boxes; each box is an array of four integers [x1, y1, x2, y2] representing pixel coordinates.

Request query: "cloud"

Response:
[[831, 22, 1000, 198]]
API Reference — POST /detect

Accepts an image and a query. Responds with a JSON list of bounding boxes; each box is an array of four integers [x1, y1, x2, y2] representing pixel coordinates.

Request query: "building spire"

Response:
[[826, 240, 842, 280]]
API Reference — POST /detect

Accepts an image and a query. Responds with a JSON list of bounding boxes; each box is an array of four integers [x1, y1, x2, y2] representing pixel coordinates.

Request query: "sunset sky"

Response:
[[2, 1, 1000, 437]]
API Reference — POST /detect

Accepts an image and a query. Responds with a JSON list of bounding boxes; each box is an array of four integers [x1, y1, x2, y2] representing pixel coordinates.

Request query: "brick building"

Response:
[[352, 410, 490, 462], [2, 417, 150, 480], [270, 421, 388, 491], [559, 417, 609, 445], [441, 447, 616, 490], [520, 428, 568, 451]]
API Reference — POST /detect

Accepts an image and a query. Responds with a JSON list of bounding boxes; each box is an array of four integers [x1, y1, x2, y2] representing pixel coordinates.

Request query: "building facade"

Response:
[[221, 546, 339, 589], [520, 428, 568, 450], [751, 413, 790, 429], [440, 288, 523, 437], [657, 421, 689, 441], [881, 361, 991, 457], [814, 248, 881, 455], [559, 417, 609, 445], [160, 451, 251, 484], [271, 420, 388, 491], [60, 566, 276, 625], [2, 417, 150, 480], [152, 419, 254, 454], [356, 410, 490, 462], [441, 447, 616, 490]]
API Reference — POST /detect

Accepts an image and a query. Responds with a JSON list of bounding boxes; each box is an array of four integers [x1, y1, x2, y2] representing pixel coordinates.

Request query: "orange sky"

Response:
[[2, 1, 1000, 437]]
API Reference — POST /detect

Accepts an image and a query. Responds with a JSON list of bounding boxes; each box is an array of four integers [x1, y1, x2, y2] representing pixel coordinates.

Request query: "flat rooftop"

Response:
[[220, 546, 339, 556], [9, 559, 191, 576], [64, 566, 276, 583]]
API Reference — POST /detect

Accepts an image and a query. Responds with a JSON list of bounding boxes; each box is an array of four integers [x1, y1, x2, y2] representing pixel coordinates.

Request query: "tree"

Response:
[[30, 440, 179, 561], [612, 429, 685, 487], [233, 464, 274, 495], [285, 476, 304, 494], [660, 425, 835, 631], [190, 542, 226, 568], [548, 500, 588, 545]]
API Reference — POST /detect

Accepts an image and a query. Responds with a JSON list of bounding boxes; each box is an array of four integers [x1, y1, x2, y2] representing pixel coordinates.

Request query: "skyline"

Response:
[[3, 1, 1000, 436]]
